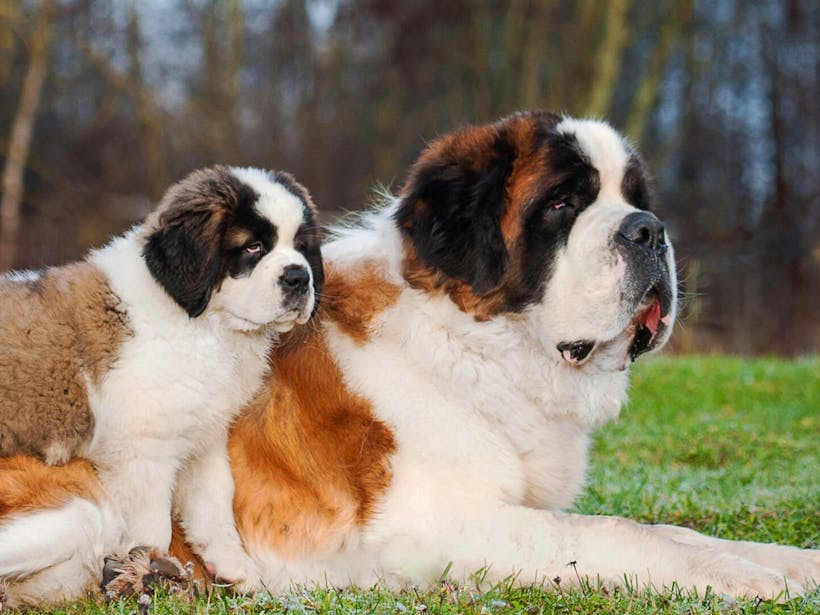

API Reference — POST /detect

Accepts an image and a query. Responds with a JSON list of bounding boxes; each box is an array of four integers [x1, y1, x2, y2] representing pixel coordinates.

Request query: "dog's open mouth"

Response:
[[627, 290, 666, 361], [557, 286, 673, 368]]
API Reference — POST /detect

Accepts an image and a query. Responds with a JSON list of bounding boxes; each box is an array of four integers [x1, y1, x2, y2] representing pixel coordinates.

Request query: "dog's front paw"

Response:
[[692, 554, 805, 602], [740, 544, 820, 589], [204, 549, 261, 594], [102, 546, 189, 599]]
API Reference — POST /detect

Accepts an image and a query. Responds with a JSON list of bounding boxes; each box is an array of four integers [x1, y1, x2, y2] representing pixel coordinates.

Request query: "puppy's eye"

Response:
[[244, 242, 263, 256]]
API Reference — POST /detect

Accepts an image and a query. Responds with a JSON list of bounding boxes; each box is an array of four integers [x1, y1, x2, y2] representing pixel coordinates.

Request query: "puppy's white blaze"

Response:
[[229, 167, 306, 250]]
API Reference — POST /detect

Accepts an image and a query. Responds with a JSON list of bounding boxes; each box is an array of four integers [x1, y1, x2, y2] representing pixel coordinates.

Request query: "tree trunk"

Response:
[[624, 0, 690, 142], [0, 0, 54, 272], [127, 4, 168, 201], [584, 0, 630, 118]]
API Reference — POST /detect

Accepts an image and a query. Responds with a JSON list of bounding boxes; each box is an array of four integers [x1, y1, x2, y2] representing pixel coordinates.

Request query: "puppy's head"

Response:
[[143, 166, 323, 332], [395, 111, 676, 371]]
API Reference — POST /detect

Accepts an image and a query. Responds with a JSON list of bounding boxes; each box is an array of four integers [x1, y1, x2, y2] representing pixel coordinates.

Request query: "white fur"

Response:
[[1, 269, 42, 283], [0, 498, 124, 608]]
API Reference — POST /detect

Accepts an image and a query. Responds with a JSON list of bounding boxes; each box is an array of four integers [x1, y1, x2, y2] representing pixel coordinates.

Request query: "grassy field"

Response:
[[19, 356, 820, 614]]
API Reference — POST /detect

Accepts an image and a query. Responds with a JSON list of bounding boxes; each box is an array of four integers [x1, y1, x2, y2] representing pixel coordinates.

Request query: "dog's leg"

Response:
[[645, 523, 820, 588], [0, 497, 123, 607], [173, 436, 260, 592], [96, 453, 177, 552], [380, 505, 814, 599]]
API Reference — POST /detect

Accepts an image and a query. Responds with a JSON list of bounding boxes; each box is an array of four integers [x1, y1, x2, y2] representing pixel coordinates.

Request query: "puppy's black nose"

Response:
[[280, 265, 310, 293], [617, 212, 667, 252]]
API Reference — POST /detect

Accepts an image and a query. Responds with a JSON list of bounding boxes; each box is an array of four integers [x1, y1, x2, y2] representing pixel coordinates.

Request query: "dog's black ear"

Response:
[[143, 205, 225, 318], [395, 132, 513, 296]]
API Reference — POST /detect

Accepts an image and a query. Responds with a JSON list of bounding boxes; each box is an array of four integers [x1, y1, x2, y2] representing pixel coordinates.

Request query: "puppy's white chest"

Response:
[[86, 323, 268, 462]]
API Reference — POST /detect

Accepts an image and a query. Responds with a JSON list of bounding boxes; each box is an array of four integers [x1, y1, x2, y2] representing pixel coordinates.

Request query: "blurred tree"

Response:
[[0, 0, 815, 354], [0, 0, 54, 271], [126, 2, 168, 200]]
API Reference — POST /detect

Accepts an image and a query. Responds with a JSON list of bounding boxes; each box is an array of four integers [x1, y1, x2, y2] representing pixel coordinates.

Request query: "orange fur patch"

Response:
[[230, 295, 397, 558], [169, 522, 211, 585], [0, 456, 102, 521], [401, 243, 507, 321], [322, 262, 401, 343]]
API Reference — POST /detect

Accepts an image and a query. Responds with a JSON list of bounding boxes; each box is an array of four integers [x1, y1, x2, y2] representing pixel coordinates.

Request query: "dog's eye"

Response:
[[547, 198, 574, 213], [244, 242, 263, 256]]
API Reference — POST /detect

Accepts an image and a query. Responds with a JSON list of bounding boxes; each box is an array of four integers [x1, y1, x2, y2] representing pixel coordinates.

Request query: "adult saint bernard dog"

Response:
[[1, 112, 817, 608], [0, 167, 322, 608]]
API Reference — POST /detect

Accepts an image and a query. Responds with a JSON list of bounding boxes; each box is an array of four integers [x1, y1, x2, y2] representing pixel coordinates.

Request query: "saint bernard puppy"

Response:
[[0, 166, 322, 607]]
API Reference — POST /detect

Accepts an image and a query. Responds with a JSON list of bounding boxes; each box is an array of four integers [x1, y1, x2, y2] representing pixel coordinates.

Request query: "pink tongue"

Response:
[[644, 299, 661, 335]]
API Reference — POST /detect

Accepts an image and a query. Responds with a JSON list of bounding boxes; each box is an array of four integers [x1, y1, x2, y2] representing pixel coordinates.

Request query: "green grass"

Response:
[[19, 356, 820, 614]]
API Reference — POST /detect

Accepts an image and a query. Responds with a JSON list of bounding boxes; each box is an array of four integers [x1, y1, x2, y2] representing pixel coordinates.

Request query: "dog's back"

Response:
[[0, 265, 131, 464]]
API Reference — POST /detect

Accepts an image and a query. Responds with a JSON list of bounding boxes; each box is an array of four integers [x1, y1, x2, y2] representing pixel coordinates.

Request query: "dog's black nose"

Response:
[[280, 265, 310, 293], [617, 212, 667, 252]]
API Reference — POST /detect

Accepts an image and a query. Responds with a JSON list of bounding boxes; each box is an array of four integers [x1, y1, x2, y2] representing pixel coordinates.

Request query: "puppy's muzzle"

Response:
[[279, 265, 311, 297]]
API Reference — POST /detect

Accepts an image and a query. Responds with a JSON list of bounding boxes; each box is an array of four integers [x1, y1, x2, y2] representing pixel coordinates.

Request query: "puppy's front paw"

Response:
[[102, 546, 189, 599]]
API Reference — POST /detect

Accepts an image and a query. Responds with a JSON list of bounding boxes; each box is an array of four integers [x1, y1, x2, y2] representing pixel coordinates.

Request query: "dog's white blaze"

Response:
[[556, 118, 630, 202]]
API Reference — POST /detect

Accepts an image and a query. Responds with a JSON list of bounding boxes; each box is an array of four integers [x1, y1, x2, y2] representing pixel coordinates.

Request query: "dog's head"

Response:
[[143, 166, 323, 332], [395, 111, 676, 371]]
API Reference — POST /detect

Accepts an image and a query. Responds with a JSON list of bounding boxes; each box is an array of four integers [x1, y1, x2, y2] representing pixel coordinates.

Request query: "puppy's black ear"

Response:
[[395, 132, 513, 296], [143, 205, 225, 318]]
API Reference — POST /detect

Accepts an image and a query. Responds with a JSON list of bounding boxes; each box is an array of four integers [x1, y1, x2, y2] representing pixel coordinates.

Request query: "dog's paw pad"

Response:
[[102, 546, 189, 600]]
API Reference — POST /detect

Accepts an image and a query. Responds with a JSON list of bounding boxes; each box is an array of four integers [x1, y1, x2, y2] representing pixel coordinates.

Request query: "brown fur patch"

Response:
[[322, 262, 401, 343], [398, 112, 560, 321], [400, 244, 507, 321], [0, 264, 132, 463], [0, 456, 103, 521], [230, 307, 396, 558]]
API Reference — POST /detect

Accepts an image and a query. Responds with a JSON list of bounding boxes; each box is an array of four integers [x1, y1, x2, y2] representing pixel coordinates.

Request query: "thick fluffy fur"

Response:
[[0, 166, 322, 608], [1, 114, 817, 609]]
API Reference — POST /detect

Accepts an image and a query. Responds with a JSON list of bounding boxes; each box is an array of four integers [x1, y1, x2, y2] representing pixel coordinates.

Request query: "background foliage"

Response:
[[1, 0, 818, 354]]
